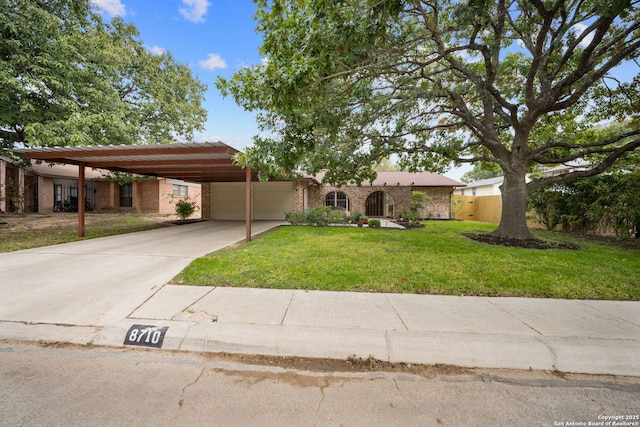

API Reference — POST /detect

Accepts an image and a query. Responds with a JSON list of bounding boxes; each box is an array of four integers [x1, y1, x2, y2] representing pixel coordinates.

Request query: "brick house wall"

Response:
[[201, 184, 211, 219], [37, 176, 54, 213], [158, 179, 201, 216], [413, 186, 455, 219], [96, 181, 119, 212], [133, 180, 160, 212], [95, 178, 200, 215], [307, 184, 411, 217], [294, 180, 455, 219]]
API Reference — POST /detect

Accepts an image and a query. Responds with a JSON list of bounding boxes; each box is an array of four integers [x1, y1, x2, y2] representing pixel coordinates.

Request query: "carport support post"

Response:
[[78, 162, 85, 237], [245, 166, 252, 242]]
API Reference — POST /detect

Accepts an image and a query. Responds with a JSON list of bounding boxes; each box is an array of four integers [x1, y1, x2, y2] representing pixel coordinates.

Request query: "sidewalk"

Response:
[[0, 221, 638, 376]]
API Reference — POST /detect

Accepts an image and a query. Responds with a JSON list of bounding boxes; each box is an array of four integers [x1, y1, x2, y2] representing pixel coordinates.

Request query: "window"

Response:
[[54, 185, 63, 203], [119, 183, 132, 207], [173, 184, 188, 197], [324, 191, 348, 210]]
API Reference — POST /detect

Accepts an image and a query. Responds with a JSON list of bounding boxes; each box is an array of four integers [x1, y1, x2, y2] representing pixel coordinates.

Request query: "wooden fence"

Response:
[[452, 195, 502, 223]]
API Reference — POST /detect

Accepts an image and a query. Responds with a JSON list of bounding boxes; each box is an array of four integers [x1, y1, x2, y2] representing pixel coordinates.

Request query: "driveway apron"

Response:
[[0, 221, 283, 327]]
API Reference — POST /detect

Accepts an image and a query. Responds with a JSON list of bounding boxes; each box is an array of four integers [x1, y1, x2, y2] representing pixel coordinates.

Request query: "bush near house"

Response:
[[285, 207, 362, 227], [175, 198, 198, 221]]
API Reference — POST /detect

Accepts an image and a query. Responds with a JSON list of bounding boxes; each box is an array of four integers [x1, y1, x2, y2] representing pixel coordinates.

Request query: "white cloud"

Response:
[[149, 45, 166, 56], [179, 0, 210, 23], [198, 53, 227, 70], [91, 0, 126, 17], [458, 50, 482, 63], [572, 23, 595, 48]]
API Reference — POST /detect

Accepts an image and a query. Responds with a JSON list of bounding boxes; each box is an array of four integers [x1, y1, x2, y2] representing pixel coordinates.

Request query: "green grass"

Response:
[[174, 222, 640, 300]]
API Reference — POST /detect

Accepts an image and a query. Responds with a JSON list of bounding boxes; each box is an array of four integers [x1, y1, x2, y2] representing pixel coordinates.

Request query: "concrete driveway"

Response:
[[0, 221, 283, 327]]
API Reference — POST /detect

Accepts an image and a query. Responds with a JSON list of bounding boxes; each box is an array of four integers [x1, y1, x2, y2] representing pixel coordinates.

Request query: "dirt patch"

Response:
[[30, 340, 473, 377], [0, 212, 184, 233], [208, 352, 472, 377], [464, 233, 582, 250]]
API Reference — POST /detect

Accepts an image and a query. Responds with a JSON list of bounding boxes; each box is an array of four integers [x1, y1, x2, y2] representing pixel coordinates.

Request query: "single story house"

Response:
[[201, 170, 465, 221], [16, 143, 464, 241], [0, 157, 200, 214]]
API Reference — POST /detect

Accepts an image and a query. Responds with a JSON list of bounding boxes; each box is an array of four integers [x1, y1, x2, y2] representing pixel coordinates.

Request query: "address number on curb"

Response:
[[124, 324, 169, 348]]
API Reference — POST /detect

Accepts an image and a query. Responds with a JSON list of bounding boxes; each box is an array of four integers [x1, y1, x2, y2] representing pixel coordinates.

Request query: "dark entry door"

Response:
[[119, 183, 133, 208], [366, 191, 385, 216]]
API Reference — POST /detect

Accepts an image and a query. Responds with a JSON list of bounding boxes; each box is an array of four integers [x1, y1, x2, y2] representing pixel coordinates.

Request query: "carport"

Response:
[[20, 142, 259, 241]]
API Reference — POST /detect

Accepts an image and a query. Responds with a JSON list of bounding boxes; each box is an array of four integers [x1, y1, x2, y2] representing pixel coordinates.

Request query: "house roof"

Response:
[[308, 171, 465, 187], [463, 176, 504, 188], [18, 142, 255, 183]]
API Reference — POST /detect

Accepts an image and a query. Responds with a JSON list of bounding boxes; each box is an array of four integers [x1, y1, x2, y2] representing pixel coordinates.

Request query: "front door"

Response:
[[366, 191, 385, 217]]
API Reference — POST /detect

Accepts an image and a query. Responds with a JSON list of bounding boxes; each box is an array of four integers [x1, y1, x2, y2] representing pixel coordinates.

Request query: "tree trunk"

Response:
[[492, 169, 537, 240]]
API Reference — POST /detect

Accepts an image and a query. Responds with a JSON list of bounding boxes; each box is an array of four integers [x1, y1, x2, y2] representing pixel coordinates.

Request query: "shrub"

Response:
[[306, 206, 331, 226], [175, 198, 198, 221], [285, 211, 307, 225], [368, 219, 381, 228], [350, 211, 363, 223], [328, 209, 348, 225], [286, 206, 332, 226], [400, 210, 419, 222]]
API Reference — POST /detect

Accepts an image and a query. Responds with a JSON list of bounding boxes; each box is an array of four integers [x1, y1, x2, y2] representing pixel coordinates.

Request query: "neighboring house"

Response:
[[453, 176, 503, 197], [453, 161, 592, 197], [452, 162, 594, 223], [0, 157, 200, 215], [201, 171, 465, 220]]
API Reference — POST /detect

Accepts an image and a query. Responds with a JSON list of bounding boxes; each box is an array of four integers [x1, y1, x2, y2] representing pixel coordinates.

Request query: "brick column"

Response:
[[0, 159, 6, 213], [17, 167, 24, 213], [38, 176, 54, 213]]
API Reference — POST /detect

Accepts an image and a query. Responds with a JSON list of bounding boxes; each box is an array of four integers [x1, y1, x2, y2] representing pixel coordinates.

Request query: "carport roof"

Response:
[[20, 141, 256, 183]]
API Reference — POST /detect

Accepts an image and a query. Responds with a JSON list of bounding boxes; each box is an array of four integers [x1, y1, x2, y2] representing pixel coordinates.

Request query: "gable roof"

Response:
[[462, 176, 504, 188], [308, 171, 465, 187]]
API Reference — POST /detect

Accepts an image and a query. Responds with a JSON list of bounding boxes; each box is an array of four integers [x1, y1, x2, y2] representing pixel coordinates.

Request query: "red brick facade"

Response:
[[294, 179, 456, 219], [96, 179, 201, 215]]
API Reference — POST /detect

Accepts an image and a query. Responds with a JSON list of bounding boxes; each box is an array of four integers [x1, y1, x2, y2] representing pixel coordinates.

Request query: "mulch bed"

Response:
[[463, 233, 581, 250]]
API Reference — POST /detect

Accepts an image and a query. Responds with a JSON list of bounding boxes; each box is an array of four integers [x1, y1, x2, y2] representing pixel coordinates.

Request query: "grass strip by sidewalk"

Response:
[[174, 221, 640, 300]]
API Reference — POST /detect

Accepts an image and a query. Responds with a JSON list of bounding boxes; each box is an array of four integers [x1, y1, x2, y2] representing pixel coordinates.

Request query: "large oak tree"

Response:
[[1, 0, 207, 153], [218, 0, 640, 241]]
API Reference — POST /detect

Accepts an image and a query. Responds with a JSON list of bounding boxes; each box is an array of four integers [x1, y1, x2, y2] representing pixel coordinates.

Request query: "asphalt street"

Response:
[[1, 341, 638, 427]]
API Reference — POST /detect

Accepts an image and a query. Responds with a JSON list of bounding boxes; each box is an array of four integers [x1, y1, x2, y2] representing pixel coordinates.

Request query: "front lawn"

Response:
[[174, 221, 640, 300]]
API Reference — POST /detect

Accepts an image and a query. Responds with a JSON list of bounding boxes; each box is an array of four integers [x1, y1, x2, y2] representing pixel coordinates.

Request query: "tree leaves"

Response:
[[0, 0, 206, 154]]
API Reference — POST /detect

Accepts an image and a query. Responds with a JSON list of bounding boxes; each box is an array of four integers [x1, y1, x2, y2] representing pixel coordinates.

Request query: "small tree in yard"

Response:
[[175, 198, 198, 222], [218, 0, 640, 244]]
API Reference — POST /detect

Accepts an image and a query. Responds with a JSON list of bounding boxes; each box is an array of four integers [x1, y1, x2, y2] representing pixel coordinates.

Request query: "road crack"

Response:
[[178, 367, 206, 408]]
